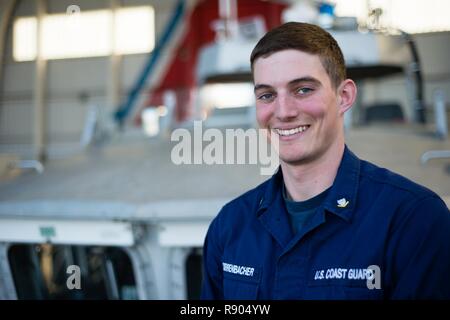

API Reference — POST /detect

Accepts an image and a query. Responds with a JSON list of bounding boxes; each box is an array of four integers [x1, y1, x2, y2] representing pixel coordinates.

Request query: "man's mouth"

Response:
[[274, 125, 310, 136]]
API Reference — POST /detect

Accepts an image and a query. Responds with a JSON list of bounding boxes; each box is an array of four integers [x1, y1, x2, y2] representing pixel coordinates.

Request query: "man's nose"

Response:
[[274, 94, 298, 120]]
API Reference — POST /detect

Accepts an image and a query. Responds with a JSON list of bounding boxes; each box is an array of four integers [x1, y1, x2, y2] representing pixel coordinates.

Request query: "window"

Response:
[[13, 17, 37, 61], [334, 0, 450, 33], [200, 82, 255, 110], [185, 248, 203, 300], [13, 6, 155, 61], [8, 244, 137, 300]]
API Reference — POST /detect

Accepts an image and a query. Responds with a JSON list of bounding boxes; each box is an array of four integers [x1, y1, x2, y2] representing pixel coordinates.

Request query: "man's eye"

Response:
[[257, 93, 275, 101], [296, 87, 313, 95]]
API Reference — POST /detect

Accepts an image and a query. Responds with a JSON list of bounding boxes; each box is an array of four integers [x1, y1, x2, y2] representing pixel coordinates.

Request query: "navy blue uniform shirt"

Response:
[[201, 146, 450, 299]]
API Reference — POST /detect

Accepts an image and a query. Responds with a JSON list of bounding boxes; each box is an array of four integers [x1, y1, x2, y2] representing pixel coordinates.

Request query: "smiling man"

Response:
[[201, 22, 450, 299]]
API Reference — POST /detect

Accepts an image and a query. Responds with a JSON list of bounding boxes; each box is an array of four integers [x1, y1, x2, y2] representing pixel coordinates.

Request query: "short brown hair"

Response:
[[250, 22, 346, 89]]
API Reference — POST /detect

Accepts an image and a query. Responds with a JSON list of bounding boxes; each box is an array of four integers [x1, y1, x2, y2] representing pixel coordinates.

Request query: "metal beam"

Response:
[[34, 0, 47, 162], [0, 0, 18, 108], [114, 0, 186, 127], [107, 0, 121, 117]]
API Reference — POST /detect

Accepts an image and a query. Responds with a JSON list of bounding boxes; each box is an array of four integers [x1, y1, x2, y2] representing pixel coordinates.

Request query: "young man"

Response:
[[201, 22, 450, 299]]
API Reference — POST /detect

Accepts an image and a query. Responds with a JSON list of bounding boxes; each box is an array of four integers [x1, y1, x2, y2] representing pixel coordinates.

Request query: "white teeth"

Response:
[[275, 125, 309, 136]]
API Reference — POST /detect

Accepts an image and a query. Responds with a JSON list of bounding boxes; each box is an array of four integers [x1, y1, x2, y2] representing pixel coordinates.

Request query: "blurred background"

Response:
[[0, 0, 449, 300]]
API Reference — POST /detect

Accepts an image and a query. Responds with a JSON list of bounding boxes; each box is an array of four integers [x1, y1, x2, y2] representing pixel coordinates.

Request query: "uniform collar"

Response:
[[257, 145, 360, 222], [322, 145, 360, 222], [257, 166, 284, 214]]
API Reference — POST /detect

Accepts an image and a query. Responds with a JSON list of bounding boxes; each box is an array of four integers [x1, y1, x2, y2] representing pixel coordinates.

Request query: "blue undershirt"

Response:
[[283, 184, 331, 234]]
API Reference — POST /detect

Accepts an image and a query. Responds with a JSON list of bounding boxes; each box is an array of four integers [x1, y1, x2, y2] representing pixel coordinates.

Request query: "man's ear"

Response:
[[337, 79, 357, 115]]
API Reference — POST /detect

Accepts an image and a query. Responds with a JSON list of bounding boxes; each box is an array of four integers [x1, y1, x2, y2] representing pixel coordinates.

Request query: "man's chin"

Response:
[[279, 153, 308, 166]]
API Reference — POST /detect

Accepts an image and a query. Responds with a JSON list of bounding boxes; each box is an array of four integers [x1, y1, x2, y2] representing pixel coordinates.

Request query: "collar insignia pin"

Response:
[[337, 198, 349, 208]]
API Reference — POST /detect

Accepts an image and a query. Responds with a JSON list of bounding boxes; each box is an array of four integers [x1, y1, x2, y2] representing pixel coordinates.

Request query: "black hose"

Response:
[[400, 30, 426, 124]]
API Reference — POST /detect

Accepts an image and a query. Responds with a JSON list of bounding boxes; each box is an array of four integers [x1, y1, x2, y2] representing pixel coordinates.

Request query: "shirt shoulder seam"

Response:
[[359, 161, 438, 199]]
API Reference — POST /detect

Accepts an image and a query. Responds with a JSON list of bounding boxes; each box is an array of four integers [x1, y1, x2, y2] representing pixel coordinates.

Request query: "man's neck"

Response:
[[281, 142, 345, 202]]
